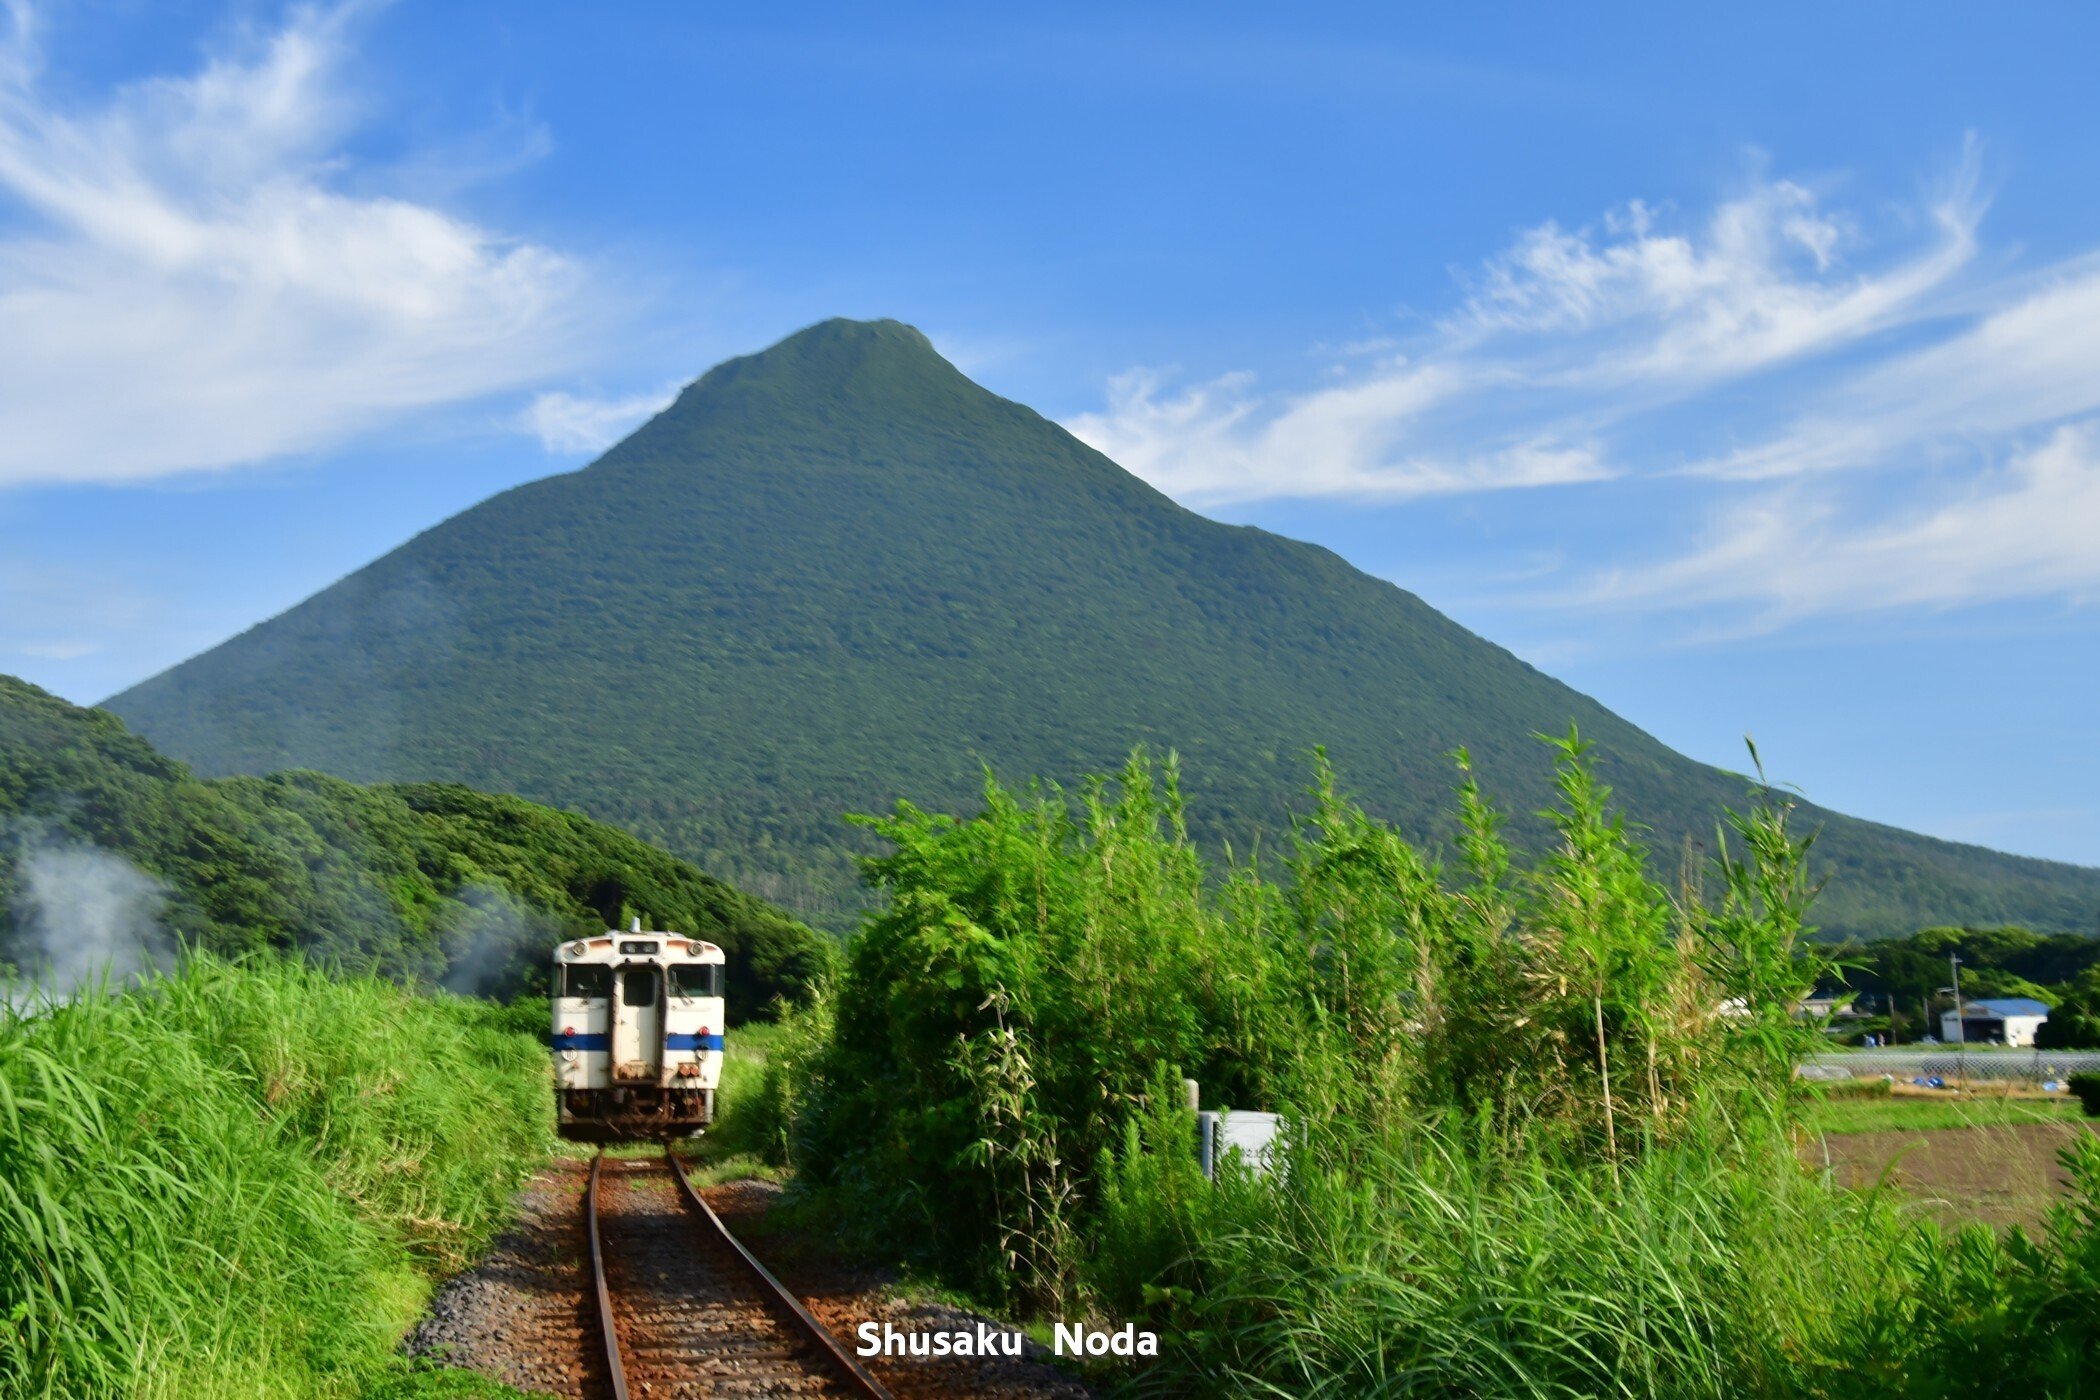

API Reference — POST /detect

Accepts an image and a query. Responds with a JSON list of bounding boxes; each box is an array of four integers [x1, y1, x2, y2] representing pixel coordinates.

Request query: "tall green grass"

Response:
[[1137, 1121, 1896, 1397], [673, 1019, 790, 1179], [0, 955, 553, 1398]]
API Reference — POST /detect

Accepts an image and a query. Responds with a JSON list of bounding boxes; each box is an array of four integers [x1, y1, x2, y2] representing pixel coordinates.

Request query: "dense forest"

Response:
[[0, 674, 830, 1014], [107, 318, 2100, 939]]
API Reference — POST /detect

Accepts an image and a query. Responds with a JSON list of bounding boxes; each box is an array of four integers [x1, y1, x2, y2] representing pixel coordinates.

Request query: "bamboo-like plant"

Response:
[[795, 735, 2100, 1395]]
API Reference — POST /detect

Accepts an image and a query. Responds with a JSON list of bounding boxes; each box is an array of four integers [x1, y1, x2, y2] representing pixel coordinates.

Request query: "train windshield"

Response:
[[670, 964, 721, 999], [620, 967, 659, 1007], [561, 964, 613, 999]]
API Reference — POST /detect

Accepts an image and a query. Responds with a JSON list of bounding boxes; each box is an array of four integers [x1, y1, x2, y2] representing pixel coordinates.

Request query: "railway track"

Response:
[[586, 1149, 894, 1399]]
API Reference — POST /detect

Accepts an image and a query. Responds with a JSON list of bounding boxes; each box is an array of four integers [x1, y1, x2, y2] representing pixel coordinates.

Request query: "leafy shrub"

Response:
[[797, 753, 1290, 1303], [2068, 1073, 2100, 1116], [2039, 969, 2100, 1049], [749, 981, 836, 1167]]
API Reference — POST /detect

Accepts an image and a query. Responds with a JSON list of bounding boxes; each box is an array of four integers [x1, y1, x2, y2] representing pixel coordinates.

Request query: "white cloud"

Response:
[[1068, 158, 1978, 504], [1452, 166, 1979, 383], [1586, 422, 2100, 623], [522, 386, 678, 455], [0, 3, 598, 486], [1696, 259, 2100, 481], [1070, 361, 1611, 501], [1064, 143, 2100, 627], [16, 639, 98, 660]]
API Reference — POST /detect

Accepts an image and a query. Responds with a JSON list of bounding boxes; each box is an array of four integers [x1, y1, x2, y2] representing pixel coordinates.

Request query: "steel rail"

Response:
[[664, 1146, 896, 1400], [586, 1152, 631, 1400]]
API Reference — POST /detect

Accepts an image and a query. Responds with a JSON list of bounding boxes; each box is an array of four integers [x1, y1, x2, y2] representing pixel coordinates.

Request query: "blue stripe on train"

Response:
[[549, 1032, 720, 1051]]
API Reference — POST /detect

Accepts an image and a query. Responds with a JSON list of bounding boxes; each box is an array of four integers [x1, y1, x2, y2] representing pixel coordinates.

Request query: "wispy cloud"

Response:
[[1070, 357, 1516, 505], [16, 639, 99, 660], [1450, 155, 1981, 384], [522, 385, 678, 455], [1693, 258, 2100, 481], [1070, 142, 2100, 626], [1587, 422, 2100, 623], [0, 3, 599, 487], [1070, 362, 1619, 501], [1067, 155, 1980, 505]]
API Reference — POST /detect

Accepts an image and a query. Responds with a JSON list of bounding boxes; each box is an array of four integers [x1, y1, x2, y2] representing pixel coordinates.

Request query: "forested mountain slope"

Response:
[[1, 675, 827, 1010], [106, 319, 2100, 938]]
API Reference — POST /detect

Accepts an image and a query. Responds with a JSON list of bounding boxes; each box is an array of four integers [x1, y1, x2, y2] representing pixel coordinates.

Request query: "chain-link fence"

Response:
[[1807, 1048, 2100, 1082]]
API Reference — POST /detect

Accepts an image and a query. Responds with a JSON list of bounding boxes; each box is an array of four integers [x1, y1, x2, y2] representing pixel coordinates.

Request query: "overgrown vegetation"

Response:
[[103, 319, 2100, 937], [779, 737, 2100, 1395], [0, 954, 553, 1398], [0, 674, 833, 1014]]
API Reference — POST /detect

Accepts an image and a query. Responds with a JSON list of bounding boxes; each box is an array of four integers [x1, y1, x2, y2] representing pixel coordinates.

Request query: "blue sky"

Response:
[[3, 1, 2096, 868]]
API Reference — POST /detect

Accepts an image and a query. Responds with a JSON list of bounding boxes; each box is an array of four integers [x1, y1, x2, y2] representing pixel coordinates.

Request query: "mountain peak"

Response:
[[673, 317, 956, 407], [782, 316, 937, 353], [736, 317, 944, 376], [599, 316, 1019, 479]]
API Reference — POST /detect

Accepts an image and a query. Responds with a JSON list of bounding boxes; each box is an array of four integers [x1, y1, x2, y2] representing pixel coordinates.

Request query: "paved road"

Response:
[[1809, 1048, 2100, 1081]]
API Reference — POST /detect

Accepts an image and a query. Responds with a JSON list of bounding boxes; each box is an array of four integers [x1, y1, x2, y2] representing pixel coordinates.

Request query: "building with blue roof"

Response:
[[1941, 998, 2052, 1048]]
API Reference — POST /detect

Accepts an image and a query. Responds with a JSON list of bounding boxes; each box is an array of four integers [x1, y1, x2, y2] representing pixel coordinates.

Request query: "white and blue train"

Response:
[[551, 920, 725, 1141]]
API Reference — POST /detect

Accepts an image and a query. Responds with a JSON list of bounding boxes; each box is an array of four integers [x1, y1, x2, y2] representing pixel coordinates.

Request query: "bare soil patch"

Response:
[[1813, 1119, 2100, 1231]]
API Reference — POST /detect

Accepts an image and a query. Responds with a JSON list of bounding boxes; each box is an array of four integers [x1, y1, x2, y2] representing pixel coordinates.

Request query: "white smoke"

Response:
[[7, 839, 170, 999], [439, 883, 559, 1000]]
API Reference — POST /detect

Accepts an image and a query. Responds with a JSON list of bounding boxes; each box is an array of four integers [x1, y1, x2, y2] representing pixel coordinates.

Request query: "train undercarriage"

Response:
[[557, 1086, 715, 1142]]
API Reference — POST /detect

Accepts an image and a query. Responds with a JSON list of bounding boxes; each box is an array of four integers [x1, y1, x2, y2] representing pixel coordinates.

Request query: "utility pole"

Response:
[[1950, 953, 1966, 1088]]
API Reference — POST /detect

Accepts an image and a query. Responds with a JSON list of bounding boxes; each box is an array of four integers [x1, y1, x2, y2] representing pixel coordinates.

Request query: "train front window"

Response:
[[671, 964, 720, 999], [561, 964, 612, 1000], [620, 967, 659, 1007]]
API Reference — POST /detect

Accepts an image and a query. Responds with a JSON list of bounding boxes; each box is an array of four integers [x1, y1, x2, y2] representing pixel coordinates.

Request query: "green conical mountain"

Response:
[[107, 318, 2100, 936]]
